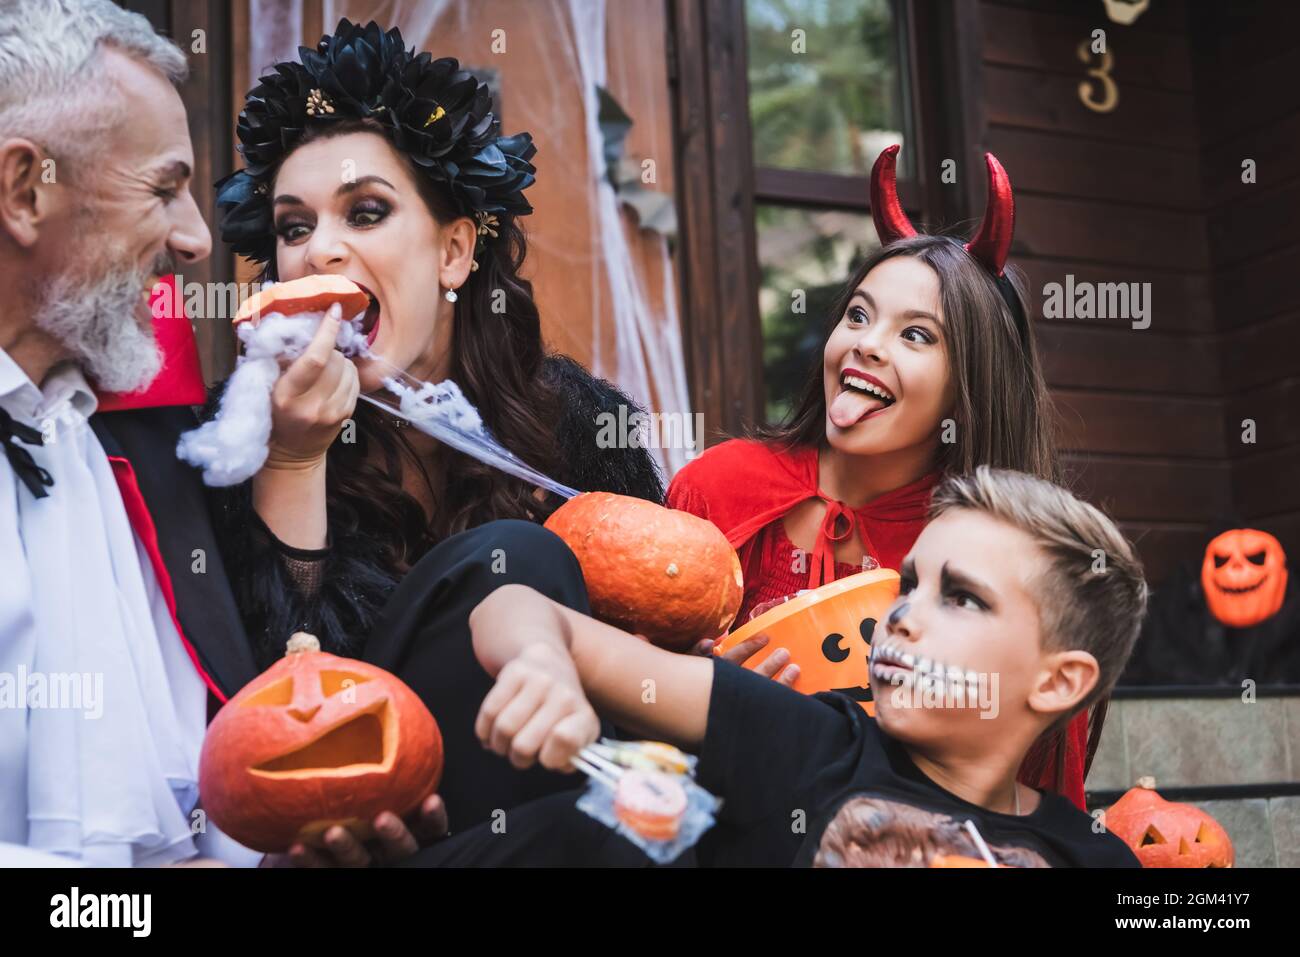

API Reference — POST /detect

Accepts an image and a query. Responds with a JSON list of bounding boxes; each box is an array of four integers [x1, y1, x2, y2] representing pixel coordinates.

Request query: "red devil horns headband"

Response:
[[869, 144, 1015, 277]]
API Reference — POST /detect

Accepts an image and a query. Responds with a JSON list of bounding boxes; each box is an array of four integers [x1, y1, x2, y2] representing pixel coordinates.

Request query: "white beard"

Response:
[[32, 261, 163, 394]]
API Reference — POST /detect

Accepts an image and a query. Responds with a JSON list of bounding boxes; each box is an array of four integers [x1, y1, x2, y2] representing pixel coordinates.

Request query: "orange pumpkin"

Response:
[[199, 633, 442, 853], [1104, 777, 1234, 868], [1201, 528, 1287, 628], [234, 274, 371, 327], [716, 569, 900, 715], [543, 492, 743, 651]]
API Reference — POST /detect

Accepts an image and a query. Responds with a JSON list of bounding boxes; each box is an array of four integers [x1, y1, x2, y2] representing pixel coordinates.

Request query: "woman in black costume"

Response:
[[205, 19, 663, 838]]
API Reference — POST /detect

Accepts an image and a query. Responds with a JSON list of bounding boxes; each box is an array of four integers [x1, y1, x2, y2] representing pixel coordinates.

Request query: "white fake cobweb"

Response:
[[176, 308, 577, 498]]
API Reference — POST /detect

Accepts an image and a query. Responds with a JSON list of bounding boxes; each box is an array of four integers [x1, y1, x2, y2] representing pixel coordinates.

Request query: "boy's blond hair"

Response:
[[930, 467, 1147, 716]]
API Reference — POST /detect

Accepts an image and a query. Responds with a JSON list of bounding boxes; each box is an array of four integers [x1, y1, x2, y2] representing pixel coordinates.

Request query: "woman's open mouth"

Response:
[[352, 282, 382, 347], [829, 368, 896, 428]]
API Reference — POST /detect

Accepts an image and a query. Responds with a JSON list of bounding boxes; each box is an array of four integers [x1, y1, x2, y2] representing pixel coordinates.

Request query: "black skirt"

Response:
[[361, 518, 596, 831]]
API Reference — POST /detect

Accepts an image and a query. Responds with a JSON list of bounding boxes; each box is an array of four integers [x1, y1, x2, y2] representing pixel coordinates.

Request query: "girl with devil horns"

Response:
[[668, 145, 1097, 810], [204, 20, 663, 845]]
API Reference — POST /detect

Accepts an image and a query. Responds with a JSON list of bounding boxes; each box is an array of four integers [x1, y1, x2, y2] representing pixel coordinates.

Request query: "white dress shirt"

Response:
[[0, 347, 257, 866]]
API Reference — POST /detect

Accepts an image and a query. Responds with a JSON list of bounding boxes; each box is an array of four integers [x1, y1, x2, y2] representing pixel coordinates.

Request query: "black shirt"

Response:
[[696, 660, 1139, 868]]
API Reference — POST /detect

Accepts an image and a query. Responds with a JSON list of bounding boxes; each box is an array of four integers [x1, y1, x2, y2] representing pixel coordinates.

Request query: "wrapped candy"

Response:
[[572, 739, 720, 864]]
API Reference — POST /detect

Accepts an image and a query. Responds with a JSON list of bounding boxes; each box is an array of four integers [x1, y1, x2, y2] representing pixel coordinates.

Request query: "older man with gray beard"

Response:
[[0, 0, 451, 869], [0, 0, 261, 866]]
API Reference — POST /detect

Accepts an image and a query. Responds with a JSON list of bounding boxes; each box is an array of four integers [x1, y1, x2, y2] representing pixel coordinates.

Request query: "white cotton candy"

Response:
[[383, 376, 483, 433], [176, 309, 366, 487], [175, 305, 579, 500]]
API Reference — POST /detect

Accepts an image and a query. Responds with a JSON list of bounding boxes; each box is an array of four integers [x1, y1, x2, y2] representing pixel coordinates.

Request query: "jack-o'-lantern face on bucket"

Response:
[[818, 617, 878, 706], [1201, 529, 1287, 628], [199, 634, 443, 852], [716, 569, 900, 715]]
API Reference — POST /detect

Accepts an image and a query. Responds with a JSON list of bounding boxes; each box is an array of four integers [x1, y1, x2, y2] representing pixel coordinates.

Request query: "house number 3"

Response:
[[1077, 39, 1118, 113]]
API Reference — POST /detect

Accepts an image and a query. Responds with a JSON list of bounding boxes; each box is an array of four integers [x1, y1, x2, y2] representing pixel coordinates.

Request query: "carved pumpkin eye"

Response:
[[821, 633, 849, 663], [320, 671, 371, 696], [1213, 554, 1229, 568], [1246, 550, 1267, 566], [240, 677, 293, 708]]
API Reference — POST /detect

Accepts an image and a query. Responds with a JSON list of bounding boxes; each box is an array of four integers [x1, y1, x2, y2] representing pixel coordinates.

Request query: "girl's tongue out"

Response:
[[829, 387, 888, 428]]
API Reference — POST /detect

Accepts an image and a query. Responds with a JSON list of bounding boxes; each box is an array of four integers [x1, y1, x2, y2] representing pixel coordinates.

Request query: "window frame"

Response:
[[668, 0, 982, 438]]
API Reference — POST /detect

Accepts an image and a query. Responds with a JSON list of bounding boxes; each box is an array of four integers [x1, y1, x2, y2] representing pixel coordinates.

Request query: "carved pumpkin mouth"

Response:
[[1214, 576, 1266, 595], [252, 701, 392, 778]]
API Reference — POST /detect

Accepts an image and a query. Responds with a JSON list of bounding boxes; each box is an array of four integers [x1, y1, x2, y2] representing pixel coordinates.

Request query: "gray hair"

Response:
[[0, 0, 187, 180]]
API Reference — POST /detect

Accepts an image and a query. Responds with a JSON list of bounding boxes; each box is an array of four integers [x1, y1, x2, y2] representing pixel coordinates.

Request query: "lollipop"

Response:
[[571, 739, 720, 863], [614, 770, 688, 842]]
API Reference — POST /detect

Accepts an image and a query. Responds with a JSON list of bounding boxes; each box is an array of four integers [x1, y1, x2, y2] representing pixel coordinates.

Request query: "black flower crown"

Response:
[[215, 18, 537, 265]]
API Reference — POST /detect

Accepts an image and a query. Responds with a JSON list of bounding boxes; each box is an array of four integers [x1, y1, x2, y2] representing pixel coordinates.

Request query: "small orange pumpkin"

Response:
[[1201, 528, 1287, 628], [543, 492, 744, 651], [199, 633, 442, 853], [233, 274, 371, 326], [1104, 777, 1234, 868]]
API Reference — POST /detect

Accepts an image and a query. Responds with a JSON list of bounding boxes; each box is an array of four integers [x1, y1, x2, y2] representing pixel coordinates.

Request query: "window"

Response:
[[746, 0, 919, 422]]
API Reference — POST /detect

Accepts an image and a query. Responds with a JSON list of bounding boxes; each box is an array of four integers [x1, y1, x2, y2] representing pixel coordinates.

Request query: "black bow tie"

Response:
[[0, 407, 54, 499]]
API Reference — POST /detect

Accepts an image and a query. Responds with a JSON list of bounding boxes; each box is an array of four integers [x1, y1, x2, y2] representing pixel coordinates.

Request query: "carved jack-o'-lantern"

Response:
[[1201, 528, 1287, 628], [199, 633, 443, 853], [1104, 778, 1234, 868], [717, 569, 900, 715]]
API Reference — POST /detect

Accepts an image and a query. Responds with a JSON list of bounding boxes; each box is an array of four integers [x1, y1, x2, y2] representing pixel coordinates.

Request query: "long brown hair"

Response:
[[760, 234, 1059, 482], [263, 119, 562, 572]]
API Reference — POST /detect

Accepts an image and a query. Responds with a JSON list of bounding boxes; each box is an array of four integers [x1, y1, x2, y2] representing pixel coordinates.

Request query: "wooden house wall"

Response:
[[972, 0, 1256, 584]]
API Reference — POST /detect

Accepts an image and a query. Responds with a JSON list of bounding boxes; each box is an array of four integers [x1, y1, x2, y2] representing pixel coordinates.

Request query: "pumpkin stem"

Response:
[[286, 632, 321, 655], [1136, 775, 1156, 790]]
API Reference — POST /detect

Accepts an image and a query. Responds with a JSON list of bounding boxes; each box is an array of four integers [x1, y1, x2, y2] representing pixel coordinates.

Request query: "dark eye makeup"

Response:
[[275, 197, 392, 243]]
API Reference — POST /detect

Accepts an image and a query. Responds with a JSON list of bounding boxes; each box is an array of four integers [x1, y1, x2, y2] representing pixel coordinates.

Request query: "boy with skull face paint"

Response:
[[455, 468, 1146, 868]]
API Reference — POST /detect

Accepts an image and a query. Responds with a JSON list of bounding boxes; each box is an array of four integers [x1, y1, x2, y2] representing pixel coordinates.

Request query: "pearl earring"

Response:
[[444, 287, 458, 303]]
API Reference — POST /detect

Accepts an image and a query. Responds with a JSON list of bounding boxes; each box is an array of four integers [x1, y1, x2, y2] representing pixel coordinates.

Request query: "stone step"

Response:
[[1083, 693, 1300, 866], [1085, 694, 1300, 791]]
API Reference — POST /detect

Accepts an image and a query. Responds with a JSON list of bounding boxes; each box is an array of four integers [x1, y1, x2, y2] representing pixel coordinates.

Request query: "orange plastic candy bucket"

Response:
[[716, 569, 900, 715]]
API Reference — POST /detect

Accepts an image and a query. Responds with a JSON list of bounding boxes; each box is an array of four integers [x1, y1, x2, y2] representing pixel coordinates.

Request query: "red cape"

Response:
[[667, 438, 938, 588], [96, 274, 207, 411]]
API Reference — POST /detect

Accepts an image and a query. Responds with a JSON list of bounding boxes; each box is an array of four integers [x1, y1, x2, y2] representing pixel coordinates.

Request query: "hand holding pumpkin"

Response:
[[475, 642, 601, 772], [199, 634, 444, 857], [263, 792, 449, 868]]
